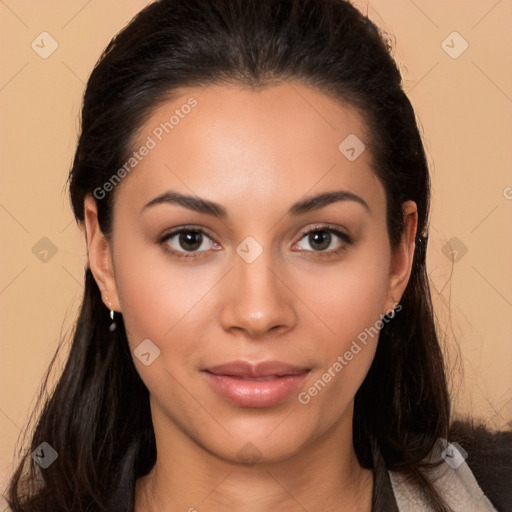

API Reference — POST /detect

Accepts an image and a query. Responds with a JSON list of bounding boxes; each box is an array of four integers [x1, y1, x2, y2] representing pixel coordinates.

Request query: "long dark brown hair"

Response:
[[7, 0, 454, 510]]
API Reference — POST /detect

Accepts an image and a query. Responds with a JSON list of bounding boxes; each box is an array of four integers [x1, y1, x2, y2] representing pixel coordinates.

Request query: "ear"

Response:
[[383, 200, 418, 314], [83, 194, 121, 313]]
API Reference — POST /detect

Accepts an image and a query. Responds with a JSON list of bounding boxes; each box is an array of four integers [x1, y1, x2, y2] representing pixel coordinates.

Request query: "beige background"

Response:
[[1, 0, 511, 498]]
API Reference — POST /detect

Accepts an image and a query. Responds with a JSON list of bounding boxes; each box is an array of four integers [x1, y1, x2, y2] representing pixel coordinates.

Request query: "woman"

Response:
[[5, 0, 511, 511]]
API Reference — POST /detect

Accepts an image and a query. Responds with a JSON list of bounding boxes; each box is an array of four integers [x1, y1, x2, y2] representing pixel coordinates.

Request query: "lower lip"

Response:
[[202, 371, 310, 407]]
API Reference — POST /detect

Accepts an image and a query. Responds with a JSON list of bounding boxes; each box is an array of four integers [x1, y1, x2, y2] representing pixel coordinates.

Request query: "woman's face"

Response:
[[86, 82, 416, 463]]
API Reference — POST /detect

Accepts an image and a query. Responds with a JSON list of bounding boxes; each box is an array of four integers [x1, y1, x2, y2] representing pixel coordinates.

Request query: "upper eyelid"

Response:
[[161, 225, 215, 240], [299, 224, 350, 237]]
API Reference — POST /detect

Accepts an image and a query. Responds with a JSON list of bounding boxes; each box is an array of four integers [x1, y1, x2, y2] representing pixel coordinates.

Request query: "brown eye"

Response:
[[308, 230, 332, 251], [160, 227, 220, 258], [178, 231, 204, 251], [293, 226, 351, 255]]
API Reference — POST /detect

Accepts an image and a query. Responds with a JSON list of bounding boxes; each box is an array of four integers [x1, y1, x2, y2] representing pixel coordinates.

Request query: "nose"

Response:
[[219, 249, 297, 339]]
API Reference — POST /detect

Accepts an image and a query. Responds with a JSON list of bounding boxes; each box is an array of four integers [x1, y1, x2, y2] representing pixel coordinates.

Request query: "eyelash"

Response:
[[158, 225, 352, 260]]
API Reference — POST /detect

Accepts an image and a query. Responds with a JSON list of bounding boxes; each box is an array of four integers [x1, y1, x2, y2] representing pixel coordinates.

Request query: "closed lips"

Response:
[[202, 360, 311, 407], [208, 374, 304, 381], [204, 360, 311, 378]]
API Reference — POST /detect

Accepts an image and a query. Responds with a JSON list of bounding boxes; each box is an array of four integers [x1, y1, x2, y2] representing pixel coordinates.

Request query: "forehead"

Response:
[[114, 82, 385, 219]]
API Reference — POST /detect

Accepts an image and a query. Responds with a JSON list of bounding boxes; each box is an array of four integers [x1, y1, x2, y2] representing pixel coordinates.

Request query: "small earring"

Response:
[[105, 296, 117, 332]]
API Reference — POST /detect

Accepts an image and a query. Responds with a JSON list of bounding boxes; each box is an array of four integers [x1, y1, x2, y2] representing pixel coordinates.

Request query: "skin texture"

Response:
[[84, 82, 417, 512]]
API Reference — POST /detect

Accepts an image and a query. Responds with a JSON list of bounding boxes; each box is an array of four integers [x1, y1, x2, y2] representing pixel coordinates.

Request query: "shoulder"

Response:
[[448, 419, 512, 512], [388, 420, 512, 511]]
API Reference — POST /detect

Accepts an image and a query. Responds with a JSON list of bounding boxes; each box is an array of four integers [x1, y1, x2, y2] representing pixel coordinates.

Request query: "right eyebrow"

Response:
[[142, 191, 227, 217]]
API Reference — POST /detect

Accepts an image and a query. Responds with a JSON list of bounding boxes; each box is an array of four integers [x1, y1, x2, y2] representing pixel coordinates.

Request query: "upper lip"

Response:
[[204, 360, 310, 378]]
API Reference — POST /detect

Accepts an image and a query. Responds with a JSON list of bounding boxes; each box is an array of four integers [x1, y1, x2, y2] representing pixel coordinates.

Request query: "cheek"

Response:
[[295, 236, 391, 348], [112, 239, 218, 358], [317, 269, 388, 335], [113, 252, 223, 412], [292, 237, 390, 412]]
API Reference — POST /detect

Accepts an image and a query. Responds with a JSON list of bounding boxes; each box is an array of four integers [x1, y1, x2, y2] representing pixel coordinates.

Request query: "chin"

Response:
[[198, 420, 315, 466]]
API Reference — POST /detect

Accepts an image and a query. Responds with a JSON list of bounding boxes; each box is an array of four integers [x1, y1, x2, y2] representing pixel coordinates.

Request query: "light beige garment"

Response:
[[388, 439, 497, 511]]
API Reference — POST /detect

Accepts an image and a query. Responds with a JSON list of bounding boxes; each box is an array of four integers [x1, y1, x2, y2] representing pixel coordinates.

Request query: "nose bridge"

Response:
[[220, 241, 296, 337]]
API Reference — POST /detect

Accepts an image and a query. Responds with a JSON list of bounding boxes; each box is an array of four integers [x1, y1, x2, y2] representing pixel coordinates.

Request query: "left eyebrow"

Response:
[[289, 190, 370, 215], [142, 189, 370, 216]]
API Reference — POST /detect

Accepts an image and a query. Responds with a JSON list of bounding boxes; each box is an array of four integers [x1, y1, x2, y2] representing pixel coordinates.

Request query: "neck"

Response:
[[135, 403, 373, 512]]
